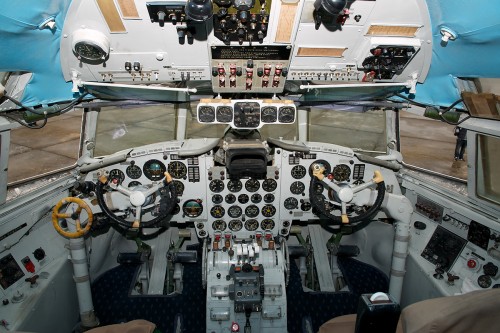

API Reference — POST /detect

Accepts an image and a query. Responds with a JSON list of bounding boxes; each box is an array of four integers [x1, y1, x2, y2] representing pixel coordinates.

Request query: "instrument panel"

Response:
[[89, 141, 398, 240]]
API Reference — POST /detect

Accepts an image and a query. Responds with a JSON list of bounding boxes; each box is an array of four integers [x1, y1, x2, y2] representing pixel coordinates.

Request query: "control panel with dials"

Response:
[[83, 139, 398, 242], [197, 99, 296, 129]]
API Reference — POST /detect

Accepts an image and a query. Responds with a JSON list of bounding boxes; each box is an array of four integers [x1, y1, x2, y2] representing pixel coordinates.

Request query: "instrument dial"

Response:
[[284, 197, 298, 210], [109, 169, 125, 184], [478, 275, 492, 288], [333, 164, 351, 182], [262, 178, 277, 192], [228, 180, 243, 192], [225, 194, 236, 204], [261, 205, 276, 217], [229, 220, 243, 231], [290, 181, 305, 195], [143, 160, 166, 181], [182, 199, 203, 217], [216, 106, 233, 122], [209, 179, 225, 193], [245, 179, 260, 192], [74, 42, 108, 61], [128, 181, 142, 188], [212, 194, 223, 204], [291, 165, 306, 179], [245, 219, 259, 231], [198, 106, 216, 123], [261, 219, 275, 230], [212, 220, 227, 231], [168, 161, 187, 179], [210, 205, 225, 218], [172, 180, 185, 196], [278, 106, 295, 123], [126, 164, 142, 179], [245, 205, 259, 218], [228, 205, 243, 218], [264, 193, 275, 203], [251, 193, 262, 203], [309, 160, 331, 177], [261, 106, 277, 123], [238, 194, 249, 204]]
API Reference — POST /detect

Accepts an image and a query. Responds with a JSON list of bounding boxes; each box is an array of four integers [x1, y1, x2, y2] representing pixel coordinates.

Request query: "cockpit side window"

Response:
[[399, 110, 468, 180], [7, 109, 83, 185]]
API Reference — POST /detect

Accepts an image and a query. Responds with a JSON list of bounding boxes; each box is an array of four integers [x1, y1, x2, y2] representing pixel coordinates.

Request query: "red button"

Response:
[[467, 259, 477, 268], [231, 322, 240, 332]]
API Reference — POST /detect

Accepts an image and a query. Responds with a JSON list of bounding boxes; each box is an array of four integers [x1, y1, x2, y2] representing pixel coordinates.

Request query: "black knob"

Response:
[[2, 299, 9, 305], [157, 11, 166, 27], [124, 61, 132, 71], [484, 262, 499, 277], [216, 273, 221, 279], [133, 62, 141, 71], [33, 248, 46, 261]]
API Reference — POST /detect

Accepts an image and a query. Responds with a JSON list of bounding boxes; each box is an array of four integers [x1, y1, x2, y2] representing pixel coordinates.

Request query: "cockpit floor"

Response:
[[91, 257, 388, 333]]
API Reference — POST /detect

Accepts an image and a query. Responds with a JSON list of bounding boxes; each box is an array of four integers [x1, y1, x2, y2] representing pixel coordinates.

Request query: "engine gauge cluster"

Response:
[[196, 100, 296, 129]]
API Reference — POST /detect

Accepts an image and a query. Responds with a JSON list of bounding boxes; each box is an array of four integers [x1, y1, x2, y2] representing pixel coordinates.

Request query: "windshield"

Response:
[[93, 103, 387, 156]]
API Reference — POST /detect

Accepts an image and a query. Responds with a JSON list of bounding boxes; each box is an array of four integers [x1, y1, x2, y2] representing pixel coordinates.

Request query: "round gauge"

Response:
[[478, 275, 492, 289], [333, 164, 351, 182], [212, 220, 227, 231], [198, 106, 216, 123], [309, 160, 331, 177], [238, 194, 249, 204], [171, 180, 184, 196], [216, 106, 233, 122], [109, 169, 125, 183], [301, 201, 312, 211], [290, 181, 305, 195], [251, 194, 262, 203], [212, 194, 223, 204], [262, 179, 277, 192], [182, 199, 203, 217], [209, 179, 225, 193], [284, 197, 298, 210], [210, 205, 225, 218], [291, 165, 307, 179], [261, 219, 275, 230], [228, 205, 243, 218], [245, 205, 259, 218], [245, 179, 260, 192], [264, 193, 275, 203], [72, 29, 110, 62], [143, 160, 166, 181], [313, 183, 324, 194], [128, 181, 142, 188], [225, 194, 236, 204], [278, 106, 295, 123], [229, 220, 243, 231], [168, 161, 187, 179], [232, 0, 255, 11], [261, 204, 276, 217], [261, 106, 277, 123], [228, 180, 243, 193], [245, 219, 259, 231], [126, 164, 142, 179]]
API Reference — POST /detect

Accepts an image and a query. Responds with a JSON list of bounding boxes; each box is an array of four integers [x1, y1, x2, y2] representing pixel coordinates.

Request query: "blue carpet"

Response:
[[92, 256, 388, 333]]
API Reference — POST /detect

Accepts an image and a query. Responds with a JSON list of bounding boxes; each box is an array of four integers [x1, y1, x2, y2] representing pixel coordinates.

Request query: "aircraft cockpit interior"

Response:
[[0, 0, 500, 332]]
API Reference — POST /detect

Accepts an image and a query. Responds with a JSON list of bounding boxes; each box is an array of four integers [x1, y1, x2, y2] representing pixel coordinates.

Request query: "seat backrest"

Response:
[[398, 289, 500, 333]]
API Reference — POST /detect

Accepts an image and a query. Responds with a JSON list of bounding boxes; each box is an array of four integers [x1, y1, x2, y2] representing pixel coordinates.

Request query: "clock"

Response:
[[71, 29, 110, 62]]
